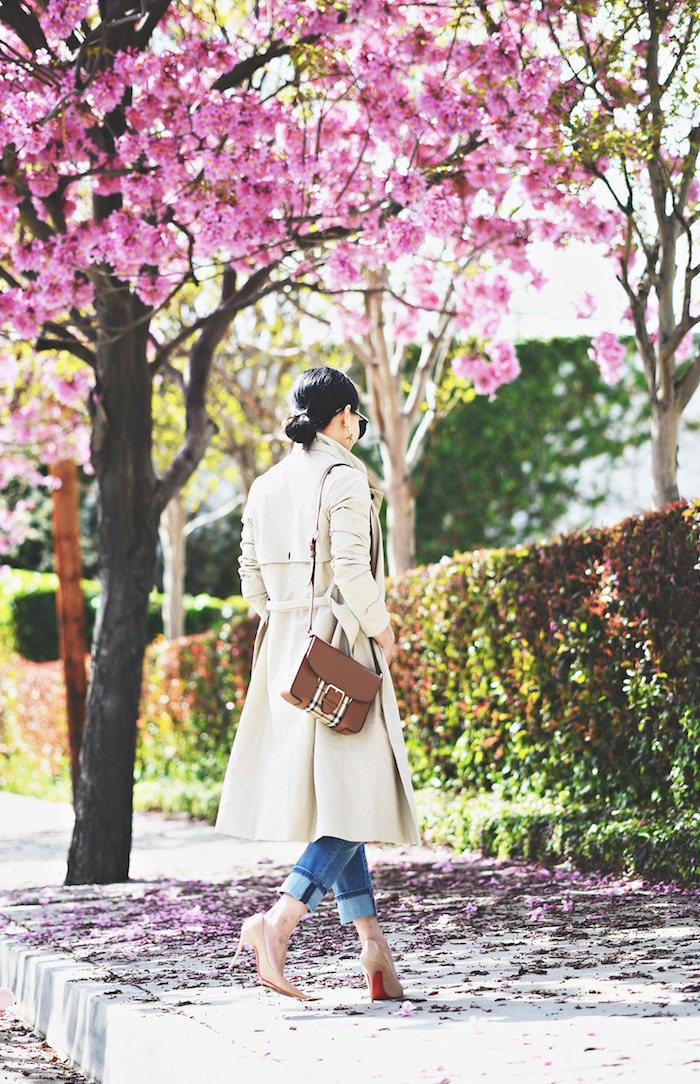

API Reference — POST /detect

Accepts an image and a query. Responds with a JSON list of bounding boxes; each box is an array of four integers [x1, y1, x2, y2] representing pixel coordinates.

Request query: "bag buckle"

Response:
[[309, 680, 352, 727]]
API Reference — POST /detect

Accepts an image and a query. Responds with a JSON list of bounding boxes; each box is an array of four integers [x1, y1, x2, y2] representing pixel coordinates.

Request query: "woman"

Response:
[[216, 366, 420, 1002]]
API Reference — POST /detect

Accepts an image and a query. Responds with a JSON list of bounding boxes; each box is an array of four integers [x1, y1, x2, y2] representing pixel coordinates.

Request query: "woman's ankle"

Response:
[[354, 916, 391, 956], [266, 894, 307, 932]]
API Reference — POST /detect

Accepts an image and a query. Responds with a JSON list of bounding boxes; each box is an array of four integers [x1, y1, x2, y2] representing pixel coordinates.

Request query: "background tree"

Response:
[[48, 458, 88, 798], [415, 337, 648, 563], [4, 1, 587, 883], [154, 300, 343, 633], [352, 269, 468, 575], [545, 0, 700, 507], [299, 244, 535, 574]]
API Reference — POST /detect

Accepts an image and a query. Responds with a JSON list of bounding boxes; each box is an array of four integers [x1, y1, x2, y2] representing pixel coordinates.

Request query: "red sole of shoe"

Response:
[[368, 970, 387, 1000]]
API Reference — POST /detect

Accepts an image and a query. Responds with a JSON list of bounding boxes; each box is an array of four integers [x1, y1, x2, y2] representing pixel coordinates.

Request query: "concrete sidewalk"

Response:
[[0, 792, 699, 1084]]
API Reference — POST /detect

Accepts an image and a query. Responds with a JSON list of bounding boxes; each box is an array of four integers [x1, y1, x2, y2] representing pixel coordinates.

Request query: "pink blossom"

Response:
[[675, 332, 696, 366], [1, 0, 676, 535], [452, 338, 520, 399], [453, 356, 502, 398], [392, 307, 420, 344], [589, 331, 626, 385], [491, 341, 521, 383], [575, 292, 597, 319]]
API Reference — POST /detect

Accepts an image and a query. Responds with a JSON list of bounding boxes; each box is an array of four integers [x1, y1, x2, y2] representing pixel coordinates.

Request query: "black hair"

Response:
[[284, 366, 360, 449]]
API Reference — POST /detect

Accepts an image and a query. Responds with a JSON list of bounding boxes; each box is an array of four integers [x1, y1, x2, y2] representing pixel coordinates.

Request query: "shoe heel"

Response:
[[365, 967, 387, 1001], [359, 940, 403, 1001], [231, 938, 245, 967]]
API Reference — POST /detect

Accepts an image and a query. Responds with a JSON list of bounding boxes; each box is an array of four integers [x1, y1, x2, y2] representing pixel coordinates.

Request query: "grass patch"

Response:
[[416, 787, 700, 883]]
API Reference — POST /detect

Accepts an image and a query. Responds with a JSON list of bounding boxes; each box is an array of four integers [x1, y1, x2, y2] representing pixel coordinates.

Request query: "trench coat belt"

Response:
[[263, 594, 361, 649], [265, 597, 331, 613]]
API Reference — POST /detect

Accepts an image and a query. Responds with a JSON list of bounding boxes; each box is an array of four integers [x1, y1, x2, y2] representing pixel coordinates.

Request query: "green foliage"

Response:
[[4, 469, 100, 580], [415, 336, 647, 562], [0, 656, 72, 801], [0, 568, 247, 661], [0, 611, 258, 810], [393, 501, 700, 810], [184, 516, 243, 598], [0, 476, 56, 575], [7, 575, 100, 662], [2, 501, 698, 882], [134, 614, 258, 815], [391, 500, 700, 822], [416, 790, 700, 883]]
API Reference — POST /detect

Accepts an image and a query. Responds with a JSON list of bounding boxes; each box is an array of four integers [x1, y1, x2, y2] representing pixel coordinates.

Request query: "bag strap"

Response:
[[306, 462, 381, 676], [307, 463, 348, 633]]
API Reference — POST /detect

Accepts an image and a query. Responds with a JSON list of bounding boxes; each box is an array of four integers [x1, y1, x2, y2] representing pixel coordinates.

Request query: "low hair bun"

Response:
[[284, 412, 317, 447]]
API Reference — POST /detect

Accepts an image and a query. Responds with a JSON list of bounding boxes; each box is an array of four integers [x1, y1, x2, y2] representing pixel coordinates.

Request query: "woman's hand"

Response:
[[374, 621, 396, 664]]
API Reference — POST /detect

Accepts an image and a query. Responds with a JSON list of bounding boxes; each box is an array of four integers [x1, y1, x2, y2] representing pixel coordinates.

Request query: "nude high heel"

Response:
[[359, 939, 404, 1001], [231, 914, 311, 1001]]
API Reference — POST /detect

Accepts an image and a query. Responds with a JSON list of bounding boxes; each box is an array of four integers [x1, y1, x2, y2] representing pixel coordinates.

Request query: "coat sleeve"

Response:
[[326, 468, 391, 638], [238, 489, 268, 618]]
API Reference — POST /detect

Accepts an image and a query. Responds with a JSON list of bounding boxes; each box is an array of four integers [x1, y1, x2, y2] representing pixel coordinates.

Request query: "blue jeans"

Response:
[[279, 837, 377, 925]]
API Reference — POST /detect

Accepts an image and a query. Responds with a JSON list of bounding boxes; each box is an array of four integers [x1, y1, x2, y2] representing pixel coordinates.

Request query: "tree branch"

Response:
[[35, 337, 96, 367], [645, 15, 669, 226], [405, 312, 454, 474], [676, 125, 700, 219], [0, 2, 49, 53], [155, 265, 279, 512], [213, 36, 316, 93], [184, 493, 244, 537]]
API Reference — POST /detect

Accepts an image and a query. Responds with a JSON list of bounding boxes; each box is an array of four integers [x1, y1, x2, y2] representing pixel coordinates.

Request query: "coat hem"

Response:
[[214, 825, 422, 847]]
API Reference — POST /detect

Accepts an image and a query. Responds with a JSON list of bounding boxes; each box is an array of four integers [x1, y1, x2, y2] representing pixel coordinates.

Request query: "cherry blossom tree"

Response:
[[0, 0, 616, 883], [0, 0, 563, 883], [544, 0, 700, 506]]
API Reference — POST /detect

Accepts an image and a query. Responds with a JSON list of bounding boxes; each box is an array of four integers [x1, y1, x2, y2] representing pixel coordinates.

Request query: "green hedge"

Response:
[[0, 568, 247, 661], [134, 614, 258, 819], [391, 499, 700, 816]]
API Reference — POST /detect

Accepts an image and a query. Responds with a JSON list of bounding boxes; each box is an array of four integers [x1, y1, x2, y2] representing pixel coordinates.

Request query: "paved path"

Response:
[[0, 792, 699, 1083]]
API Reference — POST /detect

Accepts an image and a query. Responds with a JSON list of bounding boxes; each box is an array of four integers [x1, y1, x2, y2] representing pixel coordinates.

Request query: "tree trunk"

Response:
[[650, 396, 682, 508], [48, 459, 87, 802], [385, 478, 416, 575], [382, 448, 416, 575], [66, 288, 157, 885], [159, 493, 186, 640]]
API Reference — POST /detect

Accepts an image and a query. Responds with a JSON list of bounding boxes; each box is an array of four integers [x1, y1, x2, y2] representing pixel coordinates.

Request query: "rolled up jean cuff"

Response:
[[279, 869, 326, 914], [278, 837, 377, 925], [333, 887, 377, 924], [280, 869, 376, 924]]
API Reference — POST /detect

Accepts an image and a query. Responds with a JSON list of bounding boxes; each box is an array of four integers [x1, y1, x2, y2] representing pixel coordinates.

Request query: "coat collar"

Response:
[[290, 432, 384, 509], [293, 432, 369, 476]]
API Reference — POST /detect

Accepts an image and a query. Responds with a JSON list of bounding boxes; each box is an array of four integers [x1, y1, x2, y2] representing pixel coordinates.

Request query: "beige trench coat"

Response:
[[215, 433, 420, 846]]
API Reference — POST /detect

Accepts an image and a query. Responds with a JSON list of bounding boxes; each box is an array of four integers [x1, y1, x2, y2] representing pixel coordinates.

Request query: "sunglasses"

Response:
[[353, 408, 369, 440], [336, 405, 369, 440]]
